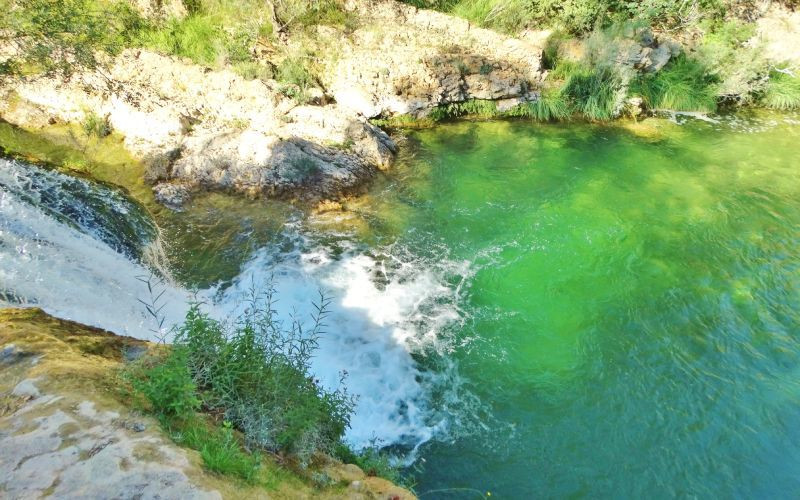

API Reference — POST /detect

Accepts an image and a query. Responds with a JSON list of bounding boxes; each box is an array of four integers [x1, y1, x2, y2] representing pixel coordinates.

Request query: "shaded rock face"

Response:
[[0, 50, 396, 208], [323, 0, 547, 118]]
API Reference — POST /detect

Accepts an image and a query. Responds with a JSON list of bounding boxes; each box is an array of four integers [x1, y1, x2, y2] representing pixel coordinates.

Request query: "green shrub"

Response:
[[82, 112, 112, 138], [127, 349, 200, 422], [761, 70, 800, 110], [125, 285, 357, 475], [695, 19, 769, 102], [171, 288, 355, 463], [630, 55, 718, 112], [0, 0, 145, 75], [561, 65, 623, 121]]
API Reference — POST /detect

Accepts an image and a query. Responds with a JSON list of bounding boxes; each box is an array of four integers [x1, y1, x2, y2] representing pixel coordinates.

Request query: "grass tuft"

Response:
[[504, 89, 571, 121], [630, 55, 718, 112], [761, 70, 800, 110], [427, 99, 499, 121], [139, 16, 223, 66], [561, 65, 622, 121], [82, 112, 113, 138]]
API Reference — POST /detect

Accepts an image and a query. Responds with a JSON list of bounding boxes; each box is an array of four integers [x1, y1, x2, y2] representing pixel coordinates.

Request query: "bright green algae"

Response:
[[349, 113, 800, 497]]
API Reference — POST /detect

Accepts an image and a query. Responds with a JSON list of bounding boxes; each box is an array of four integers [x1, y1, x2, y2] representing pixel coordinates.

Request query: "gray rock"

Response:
[[153, 183, 192, 209]]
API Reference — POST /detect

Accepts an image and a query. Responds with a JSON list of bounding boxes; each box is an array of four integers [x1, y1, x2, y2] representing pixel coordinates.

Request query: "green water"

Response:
[[10, 110, 797, 497], [343, 113, 800, 497]]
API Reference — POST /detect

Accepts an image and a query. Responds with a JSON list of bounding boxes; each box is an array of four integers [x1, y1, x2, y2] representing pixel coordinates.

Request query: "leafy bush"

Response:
[[630, 55, 718, 112], [169, 286, 356, 463], [695, 19, 769, 103], [126, 284, 357, 477], [126, 348, 200, 423], [0, 0, 144, 75], [761, 70, 800, 110]]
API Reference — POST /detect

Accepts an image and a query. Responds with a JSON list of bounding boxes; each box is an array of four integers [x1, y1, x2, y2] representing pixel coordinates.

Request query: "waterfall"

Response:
[[0, 158, 463, 453]]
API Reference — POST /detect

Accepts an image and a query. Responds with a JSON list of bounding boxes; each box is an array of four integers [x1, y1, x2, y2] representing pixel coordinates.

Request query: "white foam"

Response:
[[215, 236, 470, 450]]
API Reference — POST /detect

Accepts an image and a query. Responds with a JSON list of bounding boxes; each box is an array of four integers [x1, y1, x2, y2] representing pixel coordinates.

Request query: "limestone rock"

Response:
[[320, 0, 547, 118], [153, 182, 192, 209], [0, 49, 397, 207]]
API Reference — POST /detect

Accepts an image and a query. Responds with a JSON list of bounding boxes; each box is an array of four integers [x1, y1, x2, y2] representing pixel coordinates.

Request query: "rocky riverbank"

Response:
[[0, 0, 797, 210]]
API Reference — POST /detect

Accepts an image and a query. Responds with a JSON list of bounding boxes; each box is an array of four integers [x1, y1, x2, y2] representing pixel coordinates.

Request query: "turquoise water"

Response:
[[344, 114, 800, 497]]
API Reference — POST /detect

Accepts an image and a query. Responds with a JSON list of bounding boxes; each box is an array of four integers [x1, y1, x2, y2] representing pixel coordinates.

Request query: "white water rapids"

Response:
[[0, 158, 468, 452]]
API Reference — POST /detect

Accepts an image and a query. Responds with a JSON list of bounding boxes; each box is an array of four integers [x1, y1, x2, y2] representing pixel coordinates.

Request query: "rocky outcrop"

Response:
[[319, 0, 547, 118], [557, 27, 681, 75], [0, 50, 396, 207], [0, 307, 416, 499]]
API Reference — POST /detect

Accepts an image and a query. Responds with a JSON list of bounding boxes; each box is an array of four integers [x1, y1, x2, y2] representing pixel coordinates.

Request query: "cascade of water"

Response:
[[0, 158, 466, 453]]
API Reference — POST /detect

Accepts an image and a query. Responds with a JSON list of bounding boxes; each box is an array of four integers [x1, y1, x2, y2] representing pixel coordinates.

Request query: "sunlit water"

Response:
[[2, 111, 800, 497]]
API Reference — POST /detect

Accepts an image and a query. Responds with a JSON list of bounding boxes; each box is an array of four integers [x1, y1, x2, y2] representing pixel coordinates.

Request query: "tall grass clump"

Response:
[[272, 0, 357, 31], [561, 65, 623, 121], [449, 0, 532, 33], [630, 55, 718, 112], [504, 89, 570, 121], [761, 70, 800, 110], [140, 16, 221, 65], [275, 56, 316, 103]]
